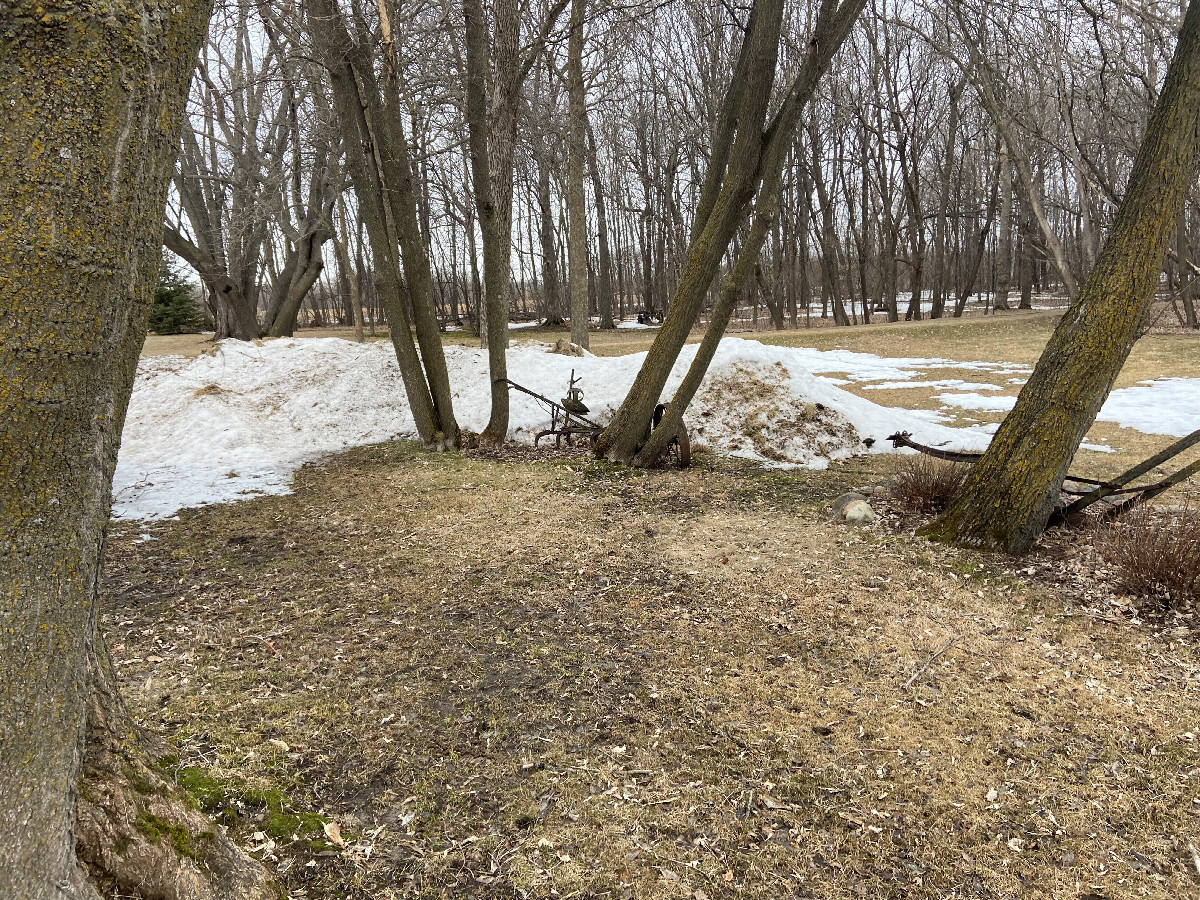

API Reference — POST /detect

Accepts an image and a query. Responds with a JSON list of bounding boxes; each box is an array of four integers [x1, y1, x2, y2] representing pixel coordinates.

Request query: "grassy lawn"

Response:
[[103, 444, 1200, 899]]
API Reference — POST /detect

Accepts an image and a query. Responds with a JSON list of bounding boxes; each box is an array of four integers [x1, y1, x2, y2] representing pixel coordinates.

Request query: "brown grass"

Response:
[[101, 444, 1200, 900]]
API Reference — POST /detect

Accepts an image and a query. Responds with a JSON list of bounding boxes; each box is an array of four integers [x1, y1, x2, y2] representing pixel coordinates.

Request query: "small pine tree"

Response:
[[148, 254, 209, 334]]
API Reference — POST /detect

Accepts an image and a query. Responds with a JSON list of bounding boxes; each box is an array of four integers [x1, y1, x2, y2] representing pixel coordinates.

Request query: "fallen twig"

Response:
[[904, 636, 957, 689]]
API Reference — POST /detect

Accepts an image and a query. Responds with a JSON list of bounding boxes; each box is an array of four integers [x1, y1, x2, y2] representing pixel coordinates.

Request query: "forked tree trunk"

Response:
[[367, 0, 460, 446], [592, 0, 787, 462], [924, 0, 1200, 553], [0, 2, 273, 897], [304, 0, 442, 445], [631, 0, 865, 466]]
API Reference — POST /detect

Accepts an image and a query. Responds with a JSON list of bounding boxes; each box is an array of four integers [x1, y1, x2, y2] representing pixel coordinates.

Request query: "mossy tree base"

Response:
[[75, 640, 278, 900]]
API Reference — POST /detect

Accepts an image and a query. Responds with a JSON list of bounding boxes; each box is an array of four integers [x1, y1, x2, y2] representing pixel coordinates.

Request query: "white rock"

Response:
[[843, 500, 876, 525]]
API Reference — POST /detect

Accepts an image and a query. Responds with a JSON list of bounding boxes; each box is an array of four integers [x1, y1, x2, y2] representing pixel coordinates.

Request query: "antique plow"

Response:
[[496, 371, 690, 468]]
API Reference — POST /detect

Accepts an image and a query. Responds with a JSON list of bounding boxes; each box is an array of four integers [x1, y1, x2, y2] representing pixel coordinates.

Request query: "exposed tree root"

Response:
[[75, 639, 278, 900]]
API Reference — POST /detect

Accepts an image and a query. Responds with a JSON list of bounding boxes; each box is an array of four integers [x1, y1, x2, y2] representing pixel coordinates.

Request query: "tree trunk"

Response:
[[587, 125, 616, 329], [931, 79, 963, 319], [566, 0, 590, 348], [304, 0, 443, 445], [591, 0, 788, 462], [1179, 202, 1198, 328], [464, 0, 515, 442], [537, 152, 565, 326], [1018, 198, 1035, 310], [76, 638, 277, 900], [630, 0, 865, 465], [925, 0, 1200, 553], [362, 0, 460, 445], [163, 227, 261, 339], [0, 2, 272, 897], [993, 140, 1013, 312], [953, 157, 1001, 317]]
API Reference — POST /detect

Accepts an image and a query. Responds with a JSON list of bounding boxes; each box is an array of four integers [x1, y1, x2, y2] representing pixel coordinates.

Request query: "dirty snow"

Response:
[[113, 338, 998, 520], [112, 338, 1195, 521]]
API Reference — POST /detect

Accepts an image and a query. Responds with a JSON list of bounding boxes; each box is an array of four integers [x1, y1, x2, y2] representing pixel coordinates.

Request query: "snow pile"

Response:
[[113, 337, 996, 520], [114, 340, 417, 520], [689, 361, 861, 464]]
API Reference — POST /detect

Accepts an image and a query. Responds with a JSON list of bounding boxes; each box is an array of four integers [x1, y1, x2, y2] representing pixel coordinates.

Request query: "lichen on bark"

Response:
[[0, 2, 274, 897]]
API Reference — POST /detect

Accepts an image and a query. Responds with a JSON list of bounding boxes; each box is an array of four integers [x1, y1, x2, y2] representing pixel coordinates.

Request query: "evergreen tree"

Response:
[[149, 253, 209, 334]]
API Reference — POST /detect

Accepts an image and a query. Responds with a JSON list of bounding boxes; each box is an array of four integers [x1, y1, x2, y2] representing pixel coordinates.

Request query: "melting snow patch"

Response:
[[1097, 378, 1200, 436], [863, 379, 1003, 391], [936, 393, 1019, 412], [113, 337, 997, 520]]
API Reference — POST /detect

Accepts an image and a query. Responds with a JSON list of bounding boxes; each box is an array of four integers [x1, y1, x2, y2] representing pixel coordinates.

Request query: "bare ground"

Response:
[[102, 443, 1200, 900]]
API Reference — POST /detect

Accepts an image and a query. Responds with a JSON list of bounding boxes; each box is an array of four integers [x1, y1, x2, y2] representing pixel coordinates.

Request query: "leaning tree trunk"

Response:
[[0, 2, 273, 898], [924, 0, 1200, 554], [631, 0, 865, 466], [304, 0, 441, 444], [591, 0, 786, 462]]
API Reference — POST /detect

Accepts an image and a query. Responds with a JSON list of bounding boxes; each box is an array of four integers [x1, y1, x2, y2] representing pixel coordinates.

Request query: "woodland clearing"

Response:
[[100, 315, 1200, 899], [102, 443, 1200, 900]]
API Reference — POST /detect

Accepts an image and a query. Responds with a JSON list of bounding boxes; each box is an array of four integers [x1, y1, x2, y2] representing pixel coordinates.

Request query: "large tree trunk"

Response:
[[0, 2, 272, 897], [566, 0, 590, 348], [925, 0, 1200, 553], [76, 639, 277, 900], [163, 227, 261, 339]]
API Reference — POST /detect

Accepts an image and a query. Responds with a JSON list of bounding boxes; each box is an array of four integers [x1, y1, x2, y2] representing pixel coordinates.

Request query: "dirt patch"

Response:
[[102, 444, 1200, 899]]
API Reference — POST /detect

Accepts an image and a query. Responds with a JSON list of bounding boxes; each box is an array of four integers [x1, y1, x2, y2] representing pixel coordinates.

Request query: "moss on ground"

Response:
[[134, 812, 196, 859]]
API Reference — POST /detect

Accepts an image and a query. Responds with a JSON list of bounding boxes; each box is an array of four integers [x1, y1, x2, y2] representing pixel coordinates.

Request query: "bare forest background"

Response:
[[168, 0, 1200, 344]]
